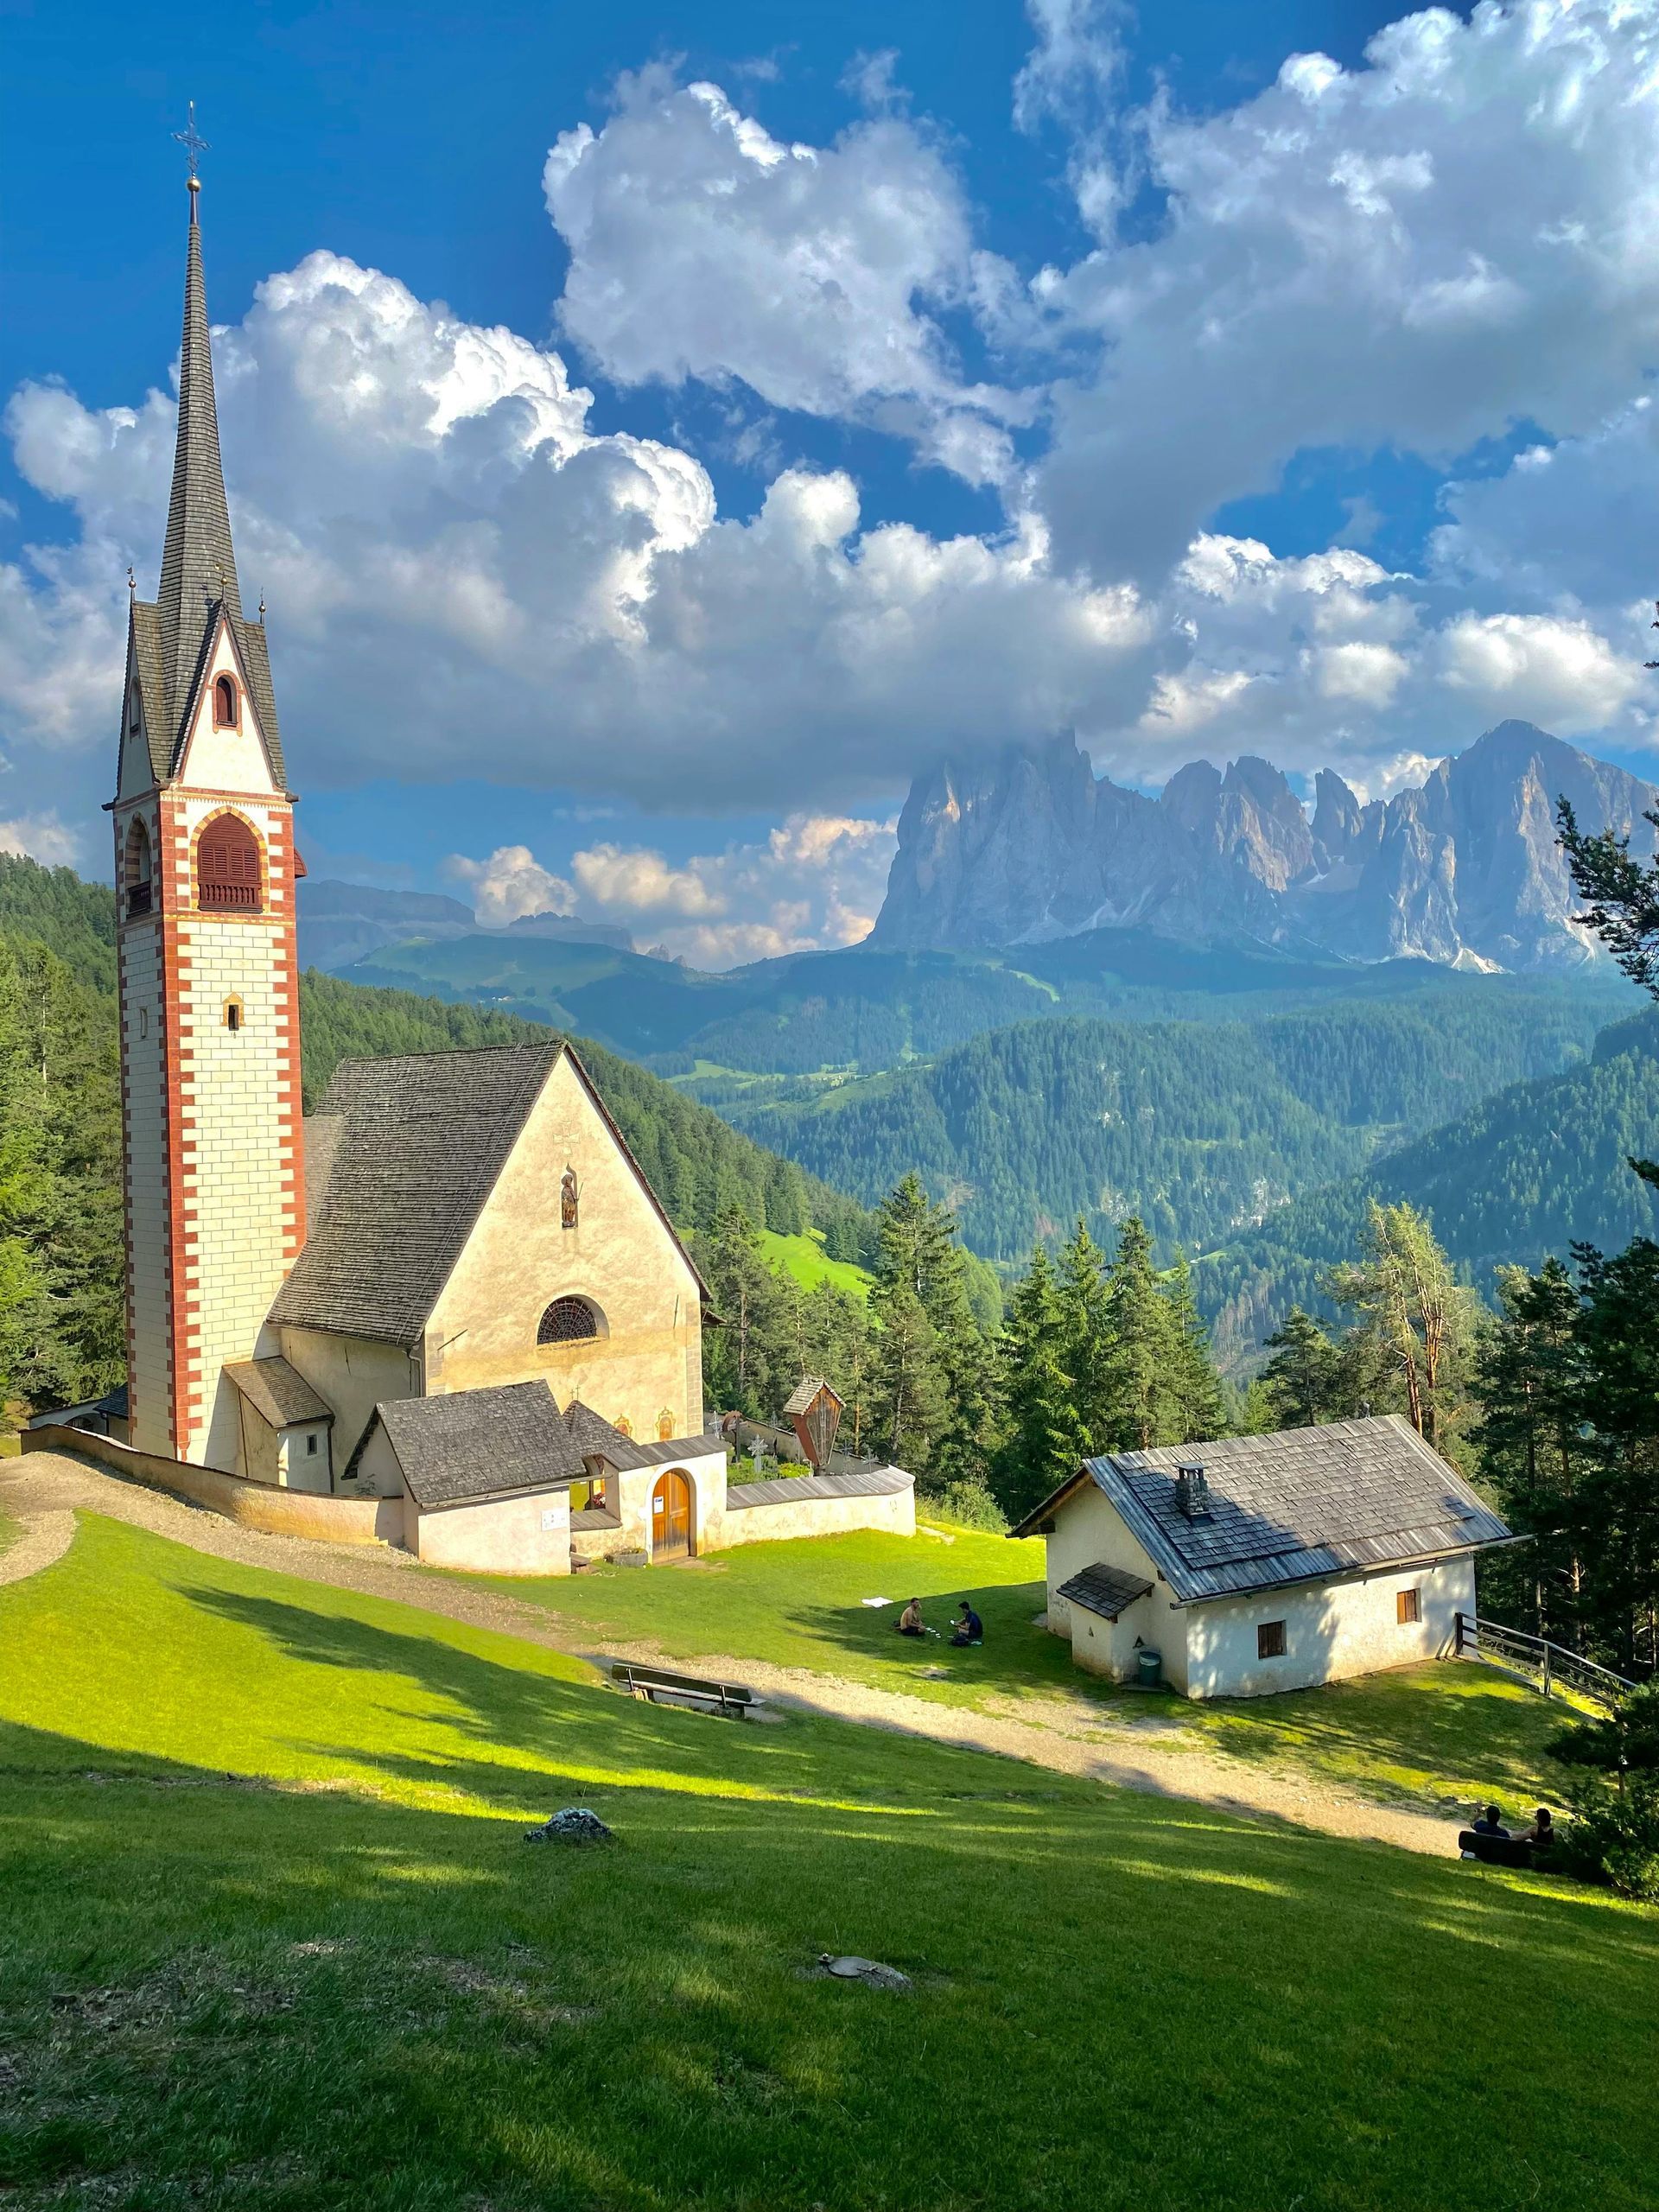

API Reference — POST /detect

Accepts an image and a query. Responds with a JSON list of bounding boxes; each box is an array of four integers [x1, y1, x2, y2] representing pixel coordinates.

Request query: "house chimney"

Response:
[[1174, 1463, 1210, 1520]]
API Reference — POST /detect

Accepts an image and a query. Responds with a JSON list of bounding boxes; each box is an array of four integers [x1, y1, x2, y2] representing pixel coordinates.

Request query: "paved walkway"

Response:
[[1, 1449, 1454, 1856]]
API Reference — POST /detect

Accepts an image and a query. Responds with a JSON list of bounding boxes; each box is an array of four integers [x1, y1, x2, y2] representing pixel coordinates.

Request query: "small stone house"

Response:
[[1010, 1415, 1513, 1700]]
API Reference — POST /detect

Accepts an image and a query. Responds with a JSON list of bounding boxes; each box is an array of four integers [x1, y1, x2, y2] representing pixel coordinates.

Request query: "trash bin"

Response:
[[1135, 1648, 1162, 1689]]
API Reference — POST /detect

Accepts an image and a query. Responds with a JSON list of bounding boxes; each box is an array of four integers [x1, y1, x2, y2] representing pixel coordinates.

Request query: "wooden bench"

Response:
[[1458, 1829, 1541, 1870], [610, 1662, 758, 1719]]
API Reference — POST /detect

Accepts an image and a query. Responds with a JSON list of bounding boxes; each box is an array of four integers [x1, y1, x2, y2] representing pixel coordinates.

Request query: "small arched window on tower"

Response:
[[223, 995, 244, 1033], [196, 812, 263, 913], [124, 817, 153, 919], [537, 1294, 599, 1346], [213, 673, 239, 728], [127, 681, 143, 741]]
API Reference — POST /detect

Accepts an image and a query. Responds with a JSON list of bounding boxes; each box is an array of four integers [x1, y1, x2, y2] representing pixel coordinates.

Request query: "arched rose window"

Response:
[[537, 1294, 599, 1345]]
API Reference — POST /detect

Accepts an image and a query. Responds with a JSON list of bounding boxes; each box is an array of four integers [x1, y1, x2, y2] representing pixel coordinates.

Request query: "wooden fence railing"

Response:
[[1454, 1611, 1636, 1710]]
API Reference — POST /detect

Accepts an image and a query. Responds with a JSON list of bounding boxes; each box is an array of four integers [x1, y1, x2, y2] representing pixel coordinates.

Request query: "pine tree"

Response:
[[870, 1173, 994, 1481], [1261, 1306, 1344, 1428], [1472, 1261, 1589, 1642], [1160, 1251, 1226, 1445], [989, 1246, 1088, 1521], [696, 1206, 789, 1419], [1324, 1200, 1477, 1457], [1102, 1217, 1170, 1451], [1056, 1218, 1115, 1451], [869, 1281, 947, 1471]]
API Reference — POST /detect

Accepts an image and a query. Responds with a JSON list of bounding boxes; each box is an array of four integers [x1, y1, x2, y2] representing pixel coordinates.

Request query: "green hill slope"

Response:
[[2, 1512, 1654, 2209], [716, 993, 1618, 1262], [340, 920, 1630, 1073], [1202, 1005, 1659, 1364]]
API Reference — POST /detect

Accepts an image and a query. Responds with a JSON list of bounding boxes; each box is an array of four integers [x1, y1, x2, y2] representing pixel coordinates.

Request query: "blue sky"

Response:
[[5, 2, 1659, 963]]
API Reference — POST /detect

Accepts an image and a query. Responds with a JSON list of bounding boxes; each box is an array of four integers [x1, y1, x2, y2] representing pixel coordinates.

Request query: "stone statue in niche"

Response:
[[561, 1166, 579, 1230]]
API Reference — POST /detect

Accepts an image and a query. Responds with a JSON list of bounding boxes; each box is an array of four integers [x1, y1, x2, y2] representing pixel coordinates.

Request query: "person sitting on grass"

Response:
[[950, 1601, 983, 1649], [1471, 1803, 1511, 1840], [896, 1598, 925, 1638]]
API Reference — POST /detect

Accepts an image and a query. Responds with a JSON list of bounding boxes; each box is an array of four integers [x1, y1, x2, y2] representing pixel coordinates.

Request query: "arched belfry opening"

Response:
[[196, 812, 263, 912], [124, 817, 153, 918]]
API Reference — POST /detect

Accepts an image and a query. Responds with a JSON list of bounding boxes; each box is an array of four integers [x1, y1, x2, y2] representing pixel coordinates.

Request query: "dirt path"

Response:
[[1, 1450, 1454, 1857]]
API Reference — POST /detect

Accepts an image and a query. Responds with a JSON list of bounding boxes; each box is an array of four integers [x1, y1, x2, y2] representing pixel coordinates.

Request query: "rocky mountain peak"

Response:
[[869, 723, 1659, 971]]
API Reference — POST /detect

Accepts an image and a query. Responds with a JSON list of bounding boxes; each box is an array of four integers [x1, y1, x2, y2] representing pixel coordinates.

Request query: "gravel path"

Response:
[[1, 1449, 1456, 1856]]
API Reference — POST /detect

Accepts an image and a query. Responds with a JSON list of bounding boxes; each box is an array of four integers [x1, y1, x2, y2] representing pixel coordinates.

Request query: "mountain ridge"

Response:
[[871, 721, 1659, 972]]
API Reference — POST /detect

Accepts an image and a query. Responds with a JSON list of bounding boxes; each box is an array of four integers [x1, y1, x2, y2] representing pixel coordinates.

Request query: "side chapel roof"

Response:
[[271, 1040, 710, 1348], [370, 1382, 585, 1509]]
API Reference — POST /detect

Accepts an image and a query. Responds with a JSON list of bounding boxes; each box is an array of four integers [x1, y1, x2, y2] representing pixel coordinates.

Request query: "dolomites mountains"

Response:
[[869, 721, 1659, 971]]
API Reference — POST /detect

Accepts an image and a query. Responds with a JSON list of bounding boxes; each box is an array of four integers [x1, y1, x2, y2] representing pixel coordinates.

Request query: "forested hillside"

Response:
[[0, 858, 878, 1418], [720, 995, 1615, 1262], [1203, 1006, 1659, 1366], [337, 917, 1625, 1073]]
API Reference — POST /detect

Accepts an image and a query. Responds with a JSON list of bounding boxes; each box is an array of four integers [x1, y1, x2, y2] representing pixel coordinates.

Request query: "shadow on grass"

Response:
[[3, 1700, 1657, 2212], [1195, 1662, 1572, 1810]]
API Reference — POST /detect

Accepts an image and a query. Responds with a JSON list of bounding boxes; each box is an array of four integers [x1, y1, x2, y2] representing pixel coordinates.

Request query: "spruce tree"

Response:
[[871, 1173, 994, 1481], [1472, 1261, 1589, 1642], [990, 1246, 1087, 1521], [1102, 1217, 1170, 1451], [1056, 1218, 1116, 1451], [1160, 1251, 1227, 1445], [869, 1281, 947, 1471], [1261, 1306, 1344, 1428]]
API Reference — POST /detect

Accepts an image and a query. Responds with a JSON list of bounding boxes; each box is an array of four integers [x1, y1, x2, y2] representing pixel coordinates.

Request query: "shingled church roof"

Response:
[[1010, 1414, 1512, 1602], [367, 1382, 585, 1509], [271, 1040, 709, 1348]]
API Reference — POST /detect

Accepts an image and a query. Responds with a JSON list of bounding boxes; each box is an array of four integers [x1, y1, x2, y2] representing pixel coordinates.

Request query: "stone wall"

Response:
[[23, 1426, 396, 1546]]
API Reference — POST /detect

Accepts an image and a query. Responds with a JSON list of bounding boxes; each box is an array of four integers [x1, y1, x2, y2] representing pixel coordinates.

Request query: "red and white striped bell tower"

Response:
[[111, 158, 306, 1467]]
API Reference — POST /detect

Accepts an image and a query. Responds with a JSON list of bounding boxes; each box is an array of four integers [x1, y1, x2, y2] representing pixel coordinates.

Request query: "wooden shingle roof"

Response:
[[1011, 1415, 1512, 1602], [1056, 1563, 1154, 1620], [371, 1381, 585, 1509], [225, 1356, 333, 1430]]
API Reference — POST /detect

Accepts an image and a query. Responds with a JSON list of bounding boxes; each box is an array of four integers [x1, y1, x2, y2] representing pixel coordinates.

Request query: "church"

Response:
[[99, 168, 913, 1574]]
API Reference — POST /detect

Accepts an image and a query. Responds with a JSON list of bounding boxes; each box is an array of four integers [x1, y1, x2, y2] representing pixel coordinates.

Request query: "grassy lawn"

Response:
[[461, 1524, 1077, 1711], [1, 1512, 1655, 2212], [758, 1227, 873, 1302], [455, 1528, 1572, 1816], [1189, 1662, 1572, 1818]]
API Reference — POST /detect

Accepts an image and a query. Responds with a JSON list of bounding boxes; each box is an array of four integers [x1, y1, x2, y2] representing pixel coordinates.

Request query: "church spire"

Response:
[[156, 149, 243, 734]]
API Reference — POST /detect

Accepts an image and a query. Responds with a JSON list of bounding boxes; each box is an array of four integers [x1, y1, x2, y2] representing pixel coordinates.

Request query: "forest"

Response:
[[0, 856, 879, 1421]]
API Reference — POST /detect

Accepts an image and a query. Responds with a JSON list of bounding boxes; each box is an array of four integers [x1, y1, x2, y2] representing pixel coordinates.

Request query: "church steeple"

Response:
[[156, 174, 243, 735]]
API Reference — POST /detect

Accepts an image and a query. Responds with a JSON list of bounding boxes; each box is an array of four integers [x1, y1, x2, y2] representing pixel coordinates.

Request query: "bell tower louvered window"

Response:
[[196, 813, 263, 912]]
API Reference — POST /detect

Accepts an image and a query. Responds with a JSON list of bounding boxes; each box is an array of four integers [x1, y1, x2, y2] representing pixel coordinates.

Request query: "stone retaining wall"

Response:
[[22, 1426, 398, 1546]]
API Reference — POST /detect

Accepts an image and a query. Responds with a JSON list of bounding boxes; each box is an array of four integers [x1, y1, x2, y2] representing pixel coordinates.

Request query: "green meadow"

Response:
[[2, 1513, 1654, 2211], [456, 1525, 1571, 1815]]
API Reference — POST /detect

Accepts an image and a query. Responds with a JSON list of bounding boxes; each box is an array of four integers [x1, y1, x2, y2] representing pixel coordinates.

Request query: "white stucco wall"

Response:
[[408, 1486, 572, 1576], [280, 1330, 418, 1484], [715, 1478, 917, 1552], [1039, 1480, 1191, 1690], [1183, 1554, 1472, 1700], [340, 1420, 408, 1501], [423, 1052, 704, 1441]]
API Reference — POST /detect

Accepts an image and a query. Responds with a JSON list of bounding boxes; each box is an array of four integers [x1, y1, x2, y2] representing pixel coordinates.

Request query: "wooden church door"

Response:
[[651, 1470, 692, 1560]]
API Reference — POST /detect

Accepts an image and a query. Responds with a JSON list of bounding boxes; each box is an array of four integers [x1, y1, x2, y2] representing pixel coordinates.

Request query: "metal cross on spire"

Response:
[[173, 101, 210, 182]]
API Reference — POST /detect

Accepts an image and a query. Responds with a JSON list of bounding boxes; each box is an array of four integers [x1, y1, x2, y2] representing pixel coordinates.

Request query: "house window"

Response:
[[658, 1408, 674, 1441], [197, 813, 263, 912], [306, 1433, 319, 1457], [213, 674, 239, 728], [1397, 1588, 1421, 1625], [571, 1476, 611, 1513], [537, 1294, 598, 1345], [224, 997, 243, 1033], [1257, 1620, 1287, 1661]]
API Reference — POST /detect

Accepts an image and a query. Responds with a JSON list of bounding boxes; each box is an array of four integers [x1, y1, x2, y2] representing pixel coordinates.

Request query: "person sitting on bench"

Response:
[[1520, 1807, 1556, 1852], [896, 1598, 925, 1638], [950, 1601, 983, 1648], [1471, 1803, 1511, 1840]]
